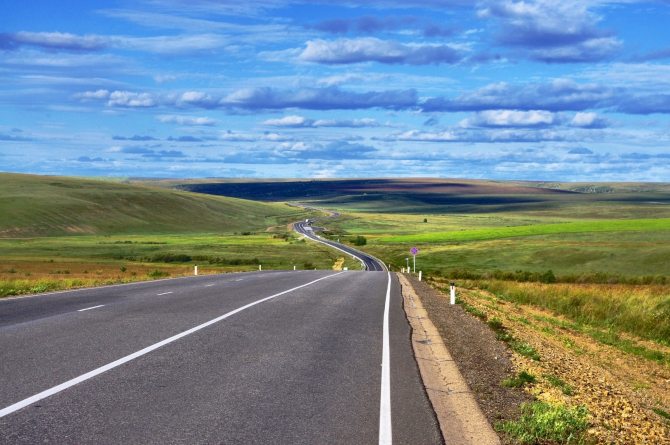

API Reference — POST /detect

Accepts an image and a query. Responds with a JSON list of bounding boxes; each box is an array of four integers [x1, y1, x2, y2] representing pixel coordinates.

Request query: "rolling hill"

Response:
[[0, 173, 309, 237]]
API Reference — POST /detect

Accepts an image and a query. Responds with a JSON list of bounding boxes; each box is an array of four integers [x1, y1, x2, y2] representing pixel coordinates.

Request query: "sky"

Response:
[[2, 0, 670, 180]]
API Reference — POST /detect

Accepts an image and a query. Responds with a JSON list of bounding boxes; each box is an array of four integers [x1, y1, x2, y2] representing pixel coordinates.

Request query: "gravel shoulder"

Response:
[[401, 275, 534, 434]]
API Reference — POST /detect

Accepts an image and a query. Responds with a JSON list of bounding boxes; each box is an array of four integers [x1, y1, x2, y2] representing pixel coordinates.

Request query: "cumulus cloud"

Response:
[[299, 38, 463, 65], [72, 89, 110, 101], [112, 135, 158, 141], [262, 116, 315, 127], [261, 115, 386, 128], [275, 140, 377, 160], [311, 16, 456, 38], [422, 79, 616, 112], [479, 0, 621, 63], [375, 128, 566, 143], [460, 110, 560, 128], [141, 150, 186, 158], [222, 86, 418, 110], [568, 147, 593, 154], [107, 91, 156, 107], [569, 112, 611, 129], [156, 115, 220, 126], [167, 136, 202, 142], [616, 94, 670, 115]]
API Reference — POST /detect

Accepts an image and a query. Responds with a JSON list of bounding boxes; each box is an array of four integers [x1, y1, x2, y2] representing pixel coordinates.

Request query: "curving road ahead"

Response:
[[293, 210, 387, 272]]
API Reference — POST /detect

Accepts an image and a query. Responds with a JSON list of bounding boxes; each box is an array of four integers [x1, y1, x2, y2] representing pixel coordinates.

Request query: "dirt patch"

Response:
[[332, 257, 344, 270], [402, 275, 534, 430]]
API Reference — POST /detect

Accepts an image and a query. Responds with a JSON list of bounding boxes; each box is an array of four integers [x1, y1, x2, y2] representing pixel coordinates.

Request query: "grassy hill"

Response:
[[0, 173, 313, 237]]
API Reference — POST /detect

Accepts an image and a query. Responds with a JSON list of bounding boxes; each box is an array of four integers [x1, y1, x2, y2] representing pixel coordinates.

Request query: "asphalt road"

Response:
[[293, 214, 387, 272], [0, 270, 442, 444]]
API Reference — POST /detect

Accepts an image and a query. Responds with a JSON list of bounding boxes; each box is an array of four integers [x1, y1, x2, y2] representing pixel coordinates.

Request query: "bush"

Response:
[[352, 235, 367, 246], [501, 371, 536, 388], [150, 253, 192, 263], [303, 262, 314, 270], [147, 269, 168, 278]]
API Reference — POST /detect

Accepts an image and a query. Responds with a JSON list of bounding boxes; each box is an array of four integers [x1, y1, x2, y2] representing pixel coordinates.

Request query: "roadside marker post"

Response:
[[294, 265, 296, 270], [410, 247, 418, 273], [419, 270, 422, 281], [194, 265, 198, 276], [450, 283, 456, 305], [259, 265, 262, 271]]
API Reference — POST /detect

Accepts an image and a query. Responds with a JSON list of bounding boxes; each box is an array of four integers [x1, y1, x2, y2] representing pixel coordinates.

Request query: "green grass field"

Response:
[[381, 218, 670, 243], [0, 173, 358, 297]]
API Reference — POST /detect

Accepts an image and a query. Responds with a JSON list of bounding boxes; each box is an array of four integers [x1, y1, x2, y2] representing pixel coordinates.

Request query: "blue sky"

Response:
[[2, 0, 670, 180]]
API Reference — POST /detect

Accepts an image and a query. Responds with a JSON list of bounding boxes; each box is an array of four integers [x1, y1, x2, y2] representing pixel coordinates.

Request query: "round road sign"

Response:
[[410, 247, 419, 255]]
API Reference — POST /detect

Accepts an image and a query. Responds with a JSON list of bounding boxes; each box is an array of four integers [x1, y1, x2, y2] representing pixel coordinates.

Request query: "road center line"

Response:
[[156, 292, 173, 296], [379, 272, 392, 445], [77, 305, 104, 312], [204, 284, 215, 287], [0, 272, 344, 420]]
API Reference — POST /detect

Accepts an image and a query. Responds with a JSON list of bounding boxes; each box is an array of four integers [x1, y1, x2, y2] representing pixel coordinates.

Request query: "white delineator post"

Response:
[[450, 282, 456, 305], [194, 265, 198, 276], [294, 265, 296, 270], [418, 271, 422, 281], [259, 264, 262, 271]]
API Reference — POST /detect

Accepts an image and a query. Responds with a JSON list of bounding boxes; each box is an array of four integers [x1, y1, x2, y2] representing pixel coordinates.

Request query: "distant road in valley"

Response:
[[292, 207, 387, 272]]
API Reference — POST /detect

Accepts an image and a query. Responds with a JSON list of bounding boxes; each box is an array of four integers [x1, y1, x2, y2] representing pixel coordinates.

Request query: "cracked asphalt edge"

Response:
[[397, 273, 501, 445]]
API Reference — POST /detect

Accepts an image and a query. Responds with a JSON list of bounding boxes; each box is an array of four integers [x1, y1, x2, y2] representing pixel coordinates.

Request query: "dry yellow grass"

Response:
[[473, 280, 670, 345]]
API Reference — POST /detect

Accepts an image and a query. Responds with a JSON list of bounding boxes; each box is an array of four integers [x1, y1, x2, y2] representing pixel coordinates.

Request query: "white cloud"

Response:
[[72, 89, 110, 101], [570, 112, 611, 128], [156, 115, 220, 126], [107, 91, 156, 107], [262, 116, 315, 127], [460, 110, 560, 127], [299, 37, 462, 65]]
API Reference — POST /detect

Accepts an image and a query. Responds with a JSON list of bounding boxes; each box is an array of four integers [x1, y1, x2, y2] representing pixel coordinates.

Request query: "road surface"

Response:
[[293, 212, 387, 272], [0, 270, 442, 444]]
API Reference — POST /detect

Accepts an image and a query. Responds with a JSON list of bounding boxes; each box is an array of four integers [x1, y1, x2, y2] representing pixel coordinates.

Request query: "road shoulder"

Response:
[[397, 273, 501, 445]]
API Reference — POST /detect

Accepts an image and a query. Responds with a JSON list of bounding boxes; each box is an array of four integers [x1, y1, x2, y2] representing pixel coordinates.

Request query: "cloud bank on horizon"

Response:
[[1, 0, 670, 180]]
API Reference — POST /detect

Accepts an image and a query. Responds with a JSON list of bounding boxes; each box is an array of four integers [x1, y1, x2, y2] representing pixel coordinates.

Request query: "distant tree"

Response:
[[352, 236, 367, 246], [424, 218, 428, 223]]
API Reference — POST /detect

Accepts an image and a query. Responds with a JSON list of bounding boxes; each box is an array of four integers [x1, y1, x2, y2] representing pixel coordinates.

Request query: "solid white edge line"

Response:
[[156, 292, 173, 296], [77, 305, 105, 312], [0, 272, 344, 420], [379, 271, 392, 445]]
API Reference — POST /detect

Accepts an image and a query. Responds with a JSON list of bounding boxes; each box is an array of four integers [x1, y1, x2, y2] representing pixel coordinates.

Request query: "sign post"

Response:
[[410, 247, 418, 273]]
